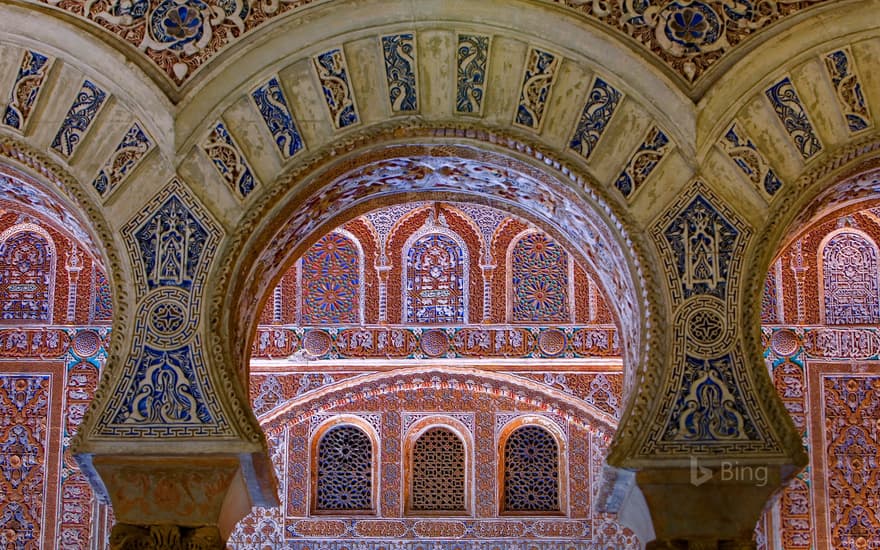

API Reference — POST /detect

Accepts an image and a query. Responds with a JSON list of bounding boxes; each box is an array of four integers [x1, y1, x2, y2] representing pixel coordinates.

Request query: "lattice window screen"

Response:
[[410, 427, 466, 512], [503, 425, 560, 512], [315, 425, 372, 511]]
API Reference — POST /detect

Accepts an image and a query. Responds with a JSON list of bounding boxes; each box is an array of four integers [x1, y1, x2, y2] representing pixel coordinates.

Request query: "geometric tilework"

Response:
[[202, 121, 258, 199], [2, 50, 51, 131], [251, 76, 304, 160], [718, 121, 783, 198], [313, 48, 359, 130], [515, 48, 559, 131], [381, 33, 418, 113], [569, 77, 622, 161], [301, 232, 361, 325], [50, 80, 107, 159], [765, 77, 822, 160], [92, 122, 154, 197], [823, 46, 872, 134], [614, 126, 671, 199], [511, 232, 569, 323], [455, 34, 489, 115]]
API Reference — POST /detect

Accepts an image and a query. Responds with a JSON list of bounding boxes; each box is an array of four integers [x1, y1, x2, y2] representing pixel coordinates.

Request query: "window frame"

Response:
[[496, 415, 568, 517], [309, 415, 380, 516], [402, 415, 474, 517]]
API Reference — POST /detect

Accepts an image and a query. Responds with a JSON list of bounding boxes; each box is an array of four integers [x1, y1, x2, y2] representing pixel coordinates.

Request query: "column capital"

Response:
[[636, 463, 786, 545], [84, 454, 266, 544], [110, 524, 222, 550]]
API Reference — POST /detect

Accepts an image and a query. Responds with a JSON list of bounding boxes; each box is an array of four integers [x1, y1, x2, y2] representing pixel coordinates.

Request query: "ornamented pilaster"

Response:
[[480, 264, 495, 322], [272, 283, 283, 323], [65, 245, 83, 323], [790, 239, 807, 324], [376, 264, 391, 323]]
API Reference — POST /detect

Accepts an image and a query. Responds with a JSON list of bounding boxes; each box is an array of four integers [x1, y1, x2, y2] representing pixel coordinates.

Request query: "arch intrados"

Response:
[[747, 150, 880, 305], [172, 0, 692, 150], [226, 142, 645, 389], [0, 140, 130, 469], [754, 157, 880, 301], [0, 164, 104, 263]]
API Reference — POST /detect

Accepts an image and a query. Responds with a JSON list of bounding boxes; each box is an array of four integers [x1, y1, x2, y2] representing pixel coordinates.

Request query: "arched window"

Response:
[[819, 229, 880, 324], [509, 231, 570, 322], [312, 424, 374, 513], [301, 230, 363, 324], [407, 425, 468, 514], [501, 424, 563, 514], [403, 232, 467, 324], [0, 223, 56, 322]]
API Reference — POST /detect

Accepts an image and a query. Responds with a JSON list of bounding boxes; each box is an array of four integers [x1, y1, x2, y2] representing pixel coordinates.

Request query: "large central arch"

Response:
[[208, 128, 662, 455]]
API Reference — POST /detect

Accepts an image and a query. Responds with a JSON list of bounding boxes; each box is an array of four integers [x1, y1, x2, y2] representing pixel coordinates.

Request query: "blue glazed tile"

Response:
[[455, 34, 489, 114], [202, 121, 258, 198], [2, 50, 51, 131], [569, 77, 622, 160], [93, 122, 153, 197], [765, 77, 822, 160], [313, 48, 359, 129], [50, 80, 107, 158], [381, 33, 418, 112], [665, 353, 759, 442], [718, 122, 782, 197], [662, 193, 739, 300], [131, 194, 211, 291], [824, 47, 872, 133], [614, 126, 671, 199], [251, 76, 304, 159], [515, 48, 559, 131]]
